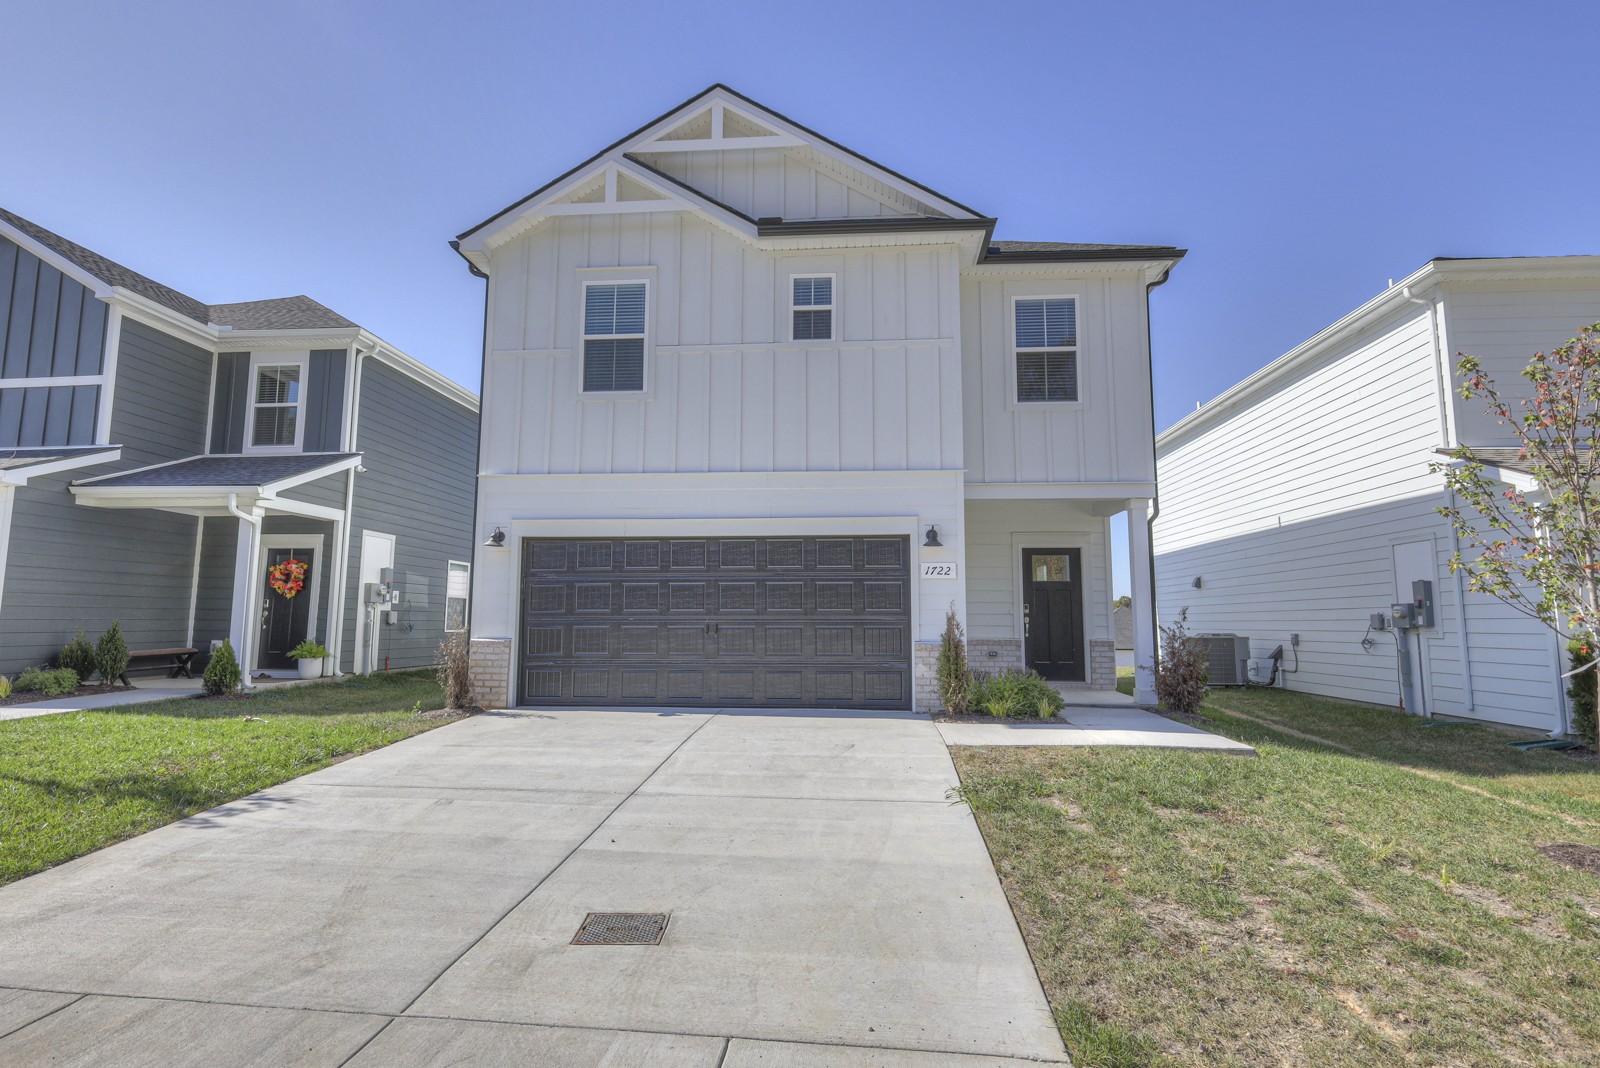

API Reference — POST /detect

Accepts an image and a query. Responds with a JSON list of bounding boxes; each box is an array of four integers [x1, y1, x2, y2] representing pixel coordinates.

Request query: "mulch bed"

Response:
[[1538, 843, 1600, 878], [0, 683, 132, 708]]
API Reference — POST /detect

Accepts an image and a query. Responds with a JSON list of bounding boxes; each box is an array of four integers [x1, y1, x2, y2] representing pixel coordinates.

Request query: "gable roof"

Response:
[[0, 207, 359, 330], [456, 84, 985, 245], [74, 452, 360, 490]]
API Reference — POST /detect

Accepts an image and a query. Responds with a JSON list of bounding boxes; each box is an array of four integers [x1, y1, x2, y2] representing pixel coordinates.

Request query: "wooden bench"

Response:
[[120, 647, 200, 686]]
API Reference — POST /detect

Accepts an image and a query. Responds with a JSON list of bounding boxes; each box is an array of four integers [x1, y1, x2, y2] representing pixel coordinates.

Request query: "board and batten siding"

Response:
[[340, 359, 478, 673], [1443, 278, 1600, 449], [1154, 299, 1564, 732], [959, 270, 1156, 485], [964, 499, 1112, 643], [210, 348, 347, 454], [482, 212, 963, 476], [0, 315, 214, 673], [631, 148, 922, 221], [0, 234, 108, 448]]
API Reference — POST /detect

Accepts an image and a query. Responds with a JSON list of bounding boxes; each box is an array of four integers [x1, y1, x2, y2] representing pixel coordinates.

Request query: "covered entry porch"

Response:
[[962, 487, 1156, 704], [71, 453, 359, 687]]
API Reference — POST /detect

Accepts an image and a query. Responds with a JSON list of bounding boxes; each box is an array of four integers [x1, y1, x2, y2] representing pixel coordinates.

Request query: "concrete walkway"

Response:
[[0, 708, 1068, 1067], [938, 707, 1255, 753], [0, 685, 192, 721]]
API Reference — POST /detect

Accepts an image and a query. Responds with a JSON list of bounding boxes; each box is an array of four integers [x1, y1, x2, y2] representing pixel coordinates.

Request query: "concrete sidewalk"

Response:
[[0, 685, 193, 721], [938, 707, 1256, 753], [0, 708, 1068, 1066]]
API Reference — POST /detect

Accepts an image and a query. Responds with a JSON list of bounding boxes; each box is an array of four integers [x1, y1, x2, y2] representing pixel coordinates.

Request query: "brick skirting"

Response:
[[468, 638, 512, 709]]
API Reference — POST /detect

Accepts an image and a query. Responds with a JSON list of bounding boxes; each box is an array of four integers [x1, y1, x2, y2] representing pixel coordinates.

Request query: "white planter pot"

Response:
[[296, 657, 322, 680]]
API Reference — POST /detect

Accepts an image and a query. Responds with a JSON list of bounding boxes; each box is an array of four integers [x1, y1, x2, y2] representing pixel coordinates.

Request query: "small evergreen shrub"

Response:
[[970, 670, 1065, 719], [17, 666, 79, 696], [59, 629, 97, 681], [95, 620, 130, 684], [436, 630, 472, 709], [935, 603, 973, 714], [203, 639, 242, 696], [1154, 608, 1208, 715], [1569, 639, 1597, 749]]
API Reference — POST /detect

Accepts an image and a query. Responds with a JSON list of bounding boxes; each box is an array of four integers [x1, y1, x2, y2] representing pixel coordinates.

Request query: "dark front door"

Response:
[[517, 536, 912, 709], [1023, 548, 1084, 681], [259, 547, 315, 669]]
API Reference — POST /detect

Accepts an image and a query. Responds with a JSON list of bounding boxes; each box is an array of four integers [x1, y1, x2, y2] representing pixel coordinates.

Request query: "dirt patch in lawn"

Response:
[[1538, 842, 1600, 877], [0, 684, 133, 707]]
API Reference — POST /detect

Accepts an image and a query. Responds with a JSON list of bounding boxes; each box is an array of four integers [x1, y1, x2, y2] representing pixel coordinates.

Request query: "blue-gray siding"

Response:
[[190, 516, 239, 657], [0, 235, 108, 448], [0, 317, 213, 673], [278, 470, 347, 511], [210, 352, 249, 453], [339, 360, 477, 673]]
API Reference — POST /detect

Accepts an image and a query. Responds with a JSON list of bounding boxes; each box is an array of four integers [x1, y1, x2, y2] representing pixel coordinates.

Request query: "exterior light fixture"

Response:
[[483, 527, 506, 548], [924, 525, 941, 547]]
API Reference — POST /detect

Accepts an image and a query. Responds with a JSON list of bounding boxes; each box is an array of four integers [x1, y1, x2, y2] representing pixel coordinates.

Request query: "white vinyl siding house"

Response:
[[458, 85, 1182, 710], [1154, 257, 1600, 735]]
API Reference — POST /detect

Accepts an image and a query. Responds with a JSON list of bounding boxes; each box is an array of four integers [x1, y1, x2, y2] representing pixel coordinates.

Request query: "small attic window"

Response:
[[791, 275, 834, 342]]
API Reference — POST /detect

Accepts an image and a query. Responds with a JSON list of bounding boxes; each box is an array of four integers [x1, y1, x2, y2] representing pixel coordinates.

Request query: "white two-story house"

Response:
[[456, 86, 1182, 711]]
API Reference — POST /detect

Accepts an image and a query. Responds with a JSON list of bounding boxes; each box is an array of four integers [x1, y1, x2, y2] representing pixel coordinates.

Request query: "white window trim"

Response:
[[789, 272, 837, 343], [578, 278, 651, 397], [445, 559, 471, 632], [244, 351, 310, 454], [1006, 294, 1084, 410]]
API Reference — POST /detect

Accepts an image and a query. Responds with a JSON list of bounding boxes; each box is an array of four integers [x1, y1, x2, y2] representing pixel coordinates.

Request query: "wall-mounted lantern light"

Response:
[[924, 525, 942, 547], [483, 527, 506, 548]]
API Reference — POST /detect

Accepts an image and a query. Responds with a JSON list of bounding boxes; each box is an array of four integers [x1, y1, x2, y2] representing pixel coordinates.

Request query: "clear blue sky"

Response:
[[6, 0, 1597, 590]]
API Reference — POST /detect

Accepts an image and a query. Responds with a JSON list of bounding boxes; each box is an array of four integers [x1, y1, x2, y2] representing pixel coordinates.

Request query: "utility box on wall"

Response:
[[1411, 579, 1434, 628]]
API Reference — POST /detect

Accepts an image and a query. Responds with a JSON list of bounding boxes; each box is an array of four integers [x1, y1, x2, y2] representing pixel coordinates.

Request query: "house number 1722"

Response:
[[921, 562, 958, 579]]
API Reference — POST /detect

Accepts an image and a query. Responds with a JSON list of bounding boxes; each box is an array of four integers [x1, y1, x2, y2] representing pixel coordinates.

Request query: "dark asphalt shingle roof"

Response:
[[983, 240, 1188, 262], [78, 453, 359, 489], [0, 208, 358, 331], [0, 446, 117, 472]]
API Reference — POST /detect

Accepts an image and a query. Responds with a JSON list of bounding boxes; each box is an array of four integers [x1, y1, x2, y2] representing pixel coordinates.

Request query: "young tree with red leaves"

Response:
[[1435, 323, 1600, 739]]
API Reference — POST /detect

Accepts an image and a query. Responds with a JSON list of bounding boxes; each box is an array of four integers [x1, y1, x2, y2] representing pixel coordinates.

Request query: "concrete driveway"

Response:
[[0, 708, 1068, 1066]]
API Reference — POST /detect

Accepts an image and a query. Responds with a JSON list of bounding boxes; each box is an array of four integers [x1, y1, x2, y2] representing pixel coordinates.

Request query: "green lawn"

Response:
[[953, 687, 1600, 1067], [0, 671, 462, 887]]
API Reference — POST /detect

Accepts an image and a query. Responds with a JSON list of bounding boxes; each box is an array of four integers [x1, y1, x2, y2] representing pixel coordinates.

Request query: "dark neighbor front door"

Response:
[[259, 547, 315, 670], [1023, 548, 1084, 681]]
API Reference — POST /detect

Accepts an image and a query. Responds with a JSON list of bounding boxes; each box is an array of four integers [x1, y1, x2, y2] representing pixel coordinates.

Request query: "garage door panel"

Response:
[[517, 536, 911, 709]]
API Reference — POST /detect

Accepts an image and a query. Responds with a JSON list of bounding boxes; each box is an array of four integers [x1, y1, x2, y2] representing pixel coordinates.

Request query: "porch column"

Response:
[[1126, 498, 1157, 705], [228, 510, 263, 690]]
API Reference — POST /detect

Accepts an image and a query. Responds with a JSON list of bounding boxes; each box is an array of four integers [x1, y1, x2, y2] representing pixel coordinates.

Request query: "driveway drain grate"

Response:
[[571, 912, 669, 945]]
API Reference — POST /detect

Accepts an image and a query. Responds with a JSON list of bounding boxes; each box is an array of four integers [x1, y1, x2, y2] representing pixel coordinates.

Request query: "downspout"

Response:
[[1143, 263, 1176, 683], [226, 492, 262, 691], [1406, 286, 1476, 715], [455, 241, 491, 696], [342, 347, 369, 673]]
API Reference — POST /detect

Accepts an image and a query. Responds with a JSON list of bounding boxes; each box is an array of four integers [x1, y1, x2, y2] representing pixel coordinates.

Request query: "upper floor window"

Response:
[[1014, 297, 1078, 403], [251, 362, 304, 449], [582, 281, 647, 392], [791, 275, 834, 341]]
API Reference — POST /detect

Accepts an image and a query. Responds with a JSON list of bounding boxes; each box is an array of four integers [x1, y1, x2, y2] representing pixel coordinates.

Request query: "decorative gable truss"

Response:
[[454, 86, 992, 271]]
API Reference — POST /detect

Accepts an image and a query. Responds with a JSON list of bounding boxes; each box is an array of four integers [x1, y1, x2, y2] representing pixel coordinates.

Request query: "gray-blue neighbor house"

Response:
[[0, 208, 479, 685]]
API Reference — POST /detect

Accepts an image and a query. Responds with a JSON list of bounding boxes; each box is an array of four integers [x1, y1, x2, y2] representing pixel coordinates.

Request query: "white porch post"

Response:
[[1126, 498, 1158, 705], [227, 509, 264, 690]]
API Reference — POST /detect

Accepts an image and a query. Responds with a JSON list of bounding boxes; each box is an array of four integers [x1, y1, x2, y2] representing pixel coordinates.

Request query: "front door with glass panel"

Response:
[[260, 547, 315, 669], [1022, 548, 1084, 681]]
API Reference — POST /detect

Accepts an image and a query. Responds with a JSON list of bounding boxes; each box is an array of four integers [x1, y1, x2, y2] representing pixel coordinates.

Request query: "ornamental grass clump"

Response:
[[17, 667, 78, 697], [971, 670, 1064, 719], [58, 629, 97, 681], [935, 603, 973, 713], [435, 630, 472, 709], [203, 639, 242, 696], [1154, 607, 1208, 715], [95, 620, 130, 685]]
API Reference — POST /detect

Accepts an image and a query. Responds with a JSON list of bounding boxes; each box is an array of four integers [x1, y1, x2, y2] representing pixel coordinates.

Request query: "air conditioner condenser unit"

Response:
[[1198, 634, 1251, 687]]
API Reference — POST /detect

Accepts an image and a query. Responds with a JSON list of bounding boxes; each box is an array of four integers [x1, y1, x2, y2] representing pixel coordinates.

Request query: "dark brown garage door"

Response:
[[518, 536, 912, 709]]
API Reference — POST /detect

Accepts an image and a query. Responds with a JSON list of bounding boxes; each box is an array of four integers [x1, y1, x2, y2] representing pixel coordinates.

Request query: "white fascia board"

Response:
[[354, 330, 479, 411], [104, 289, 216, 347], [623, 87, 980, 221], [0, 219, 114, 296], [961, 257, 1181, 280], [258, 453, 364, 494], [214, 327, 363, 350], [0, 448, 123, 486], [1157, 255, 1600, 452], [70, 485, 265, 508], [963, 481, 1158, 500], [499, 516, 920, 539], [257, 495, 346, 522]]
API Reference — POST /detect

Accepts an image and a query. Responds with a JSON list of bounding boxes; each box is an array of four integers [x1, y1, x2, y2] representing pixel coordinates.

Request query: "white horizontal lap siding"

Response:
[[1443, 278, 1600, 448], [484, 213, 962, 476], [634, 148, 918, 221], [1156, 309, 1439, 554], [963, 499, 1111, 642], [960, 272, 1154, 485]]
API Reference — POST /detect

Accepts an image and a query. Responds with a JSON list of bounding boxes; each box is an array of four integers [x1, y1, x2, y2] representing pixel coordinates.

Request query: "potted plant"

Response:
[[287, 640, 329, 680]]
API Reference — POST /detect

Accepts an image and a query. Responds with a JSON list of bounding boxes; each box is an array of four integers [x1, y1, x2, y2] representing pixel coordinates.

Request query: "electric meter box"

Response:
[[1390, 602, 1417, 628]]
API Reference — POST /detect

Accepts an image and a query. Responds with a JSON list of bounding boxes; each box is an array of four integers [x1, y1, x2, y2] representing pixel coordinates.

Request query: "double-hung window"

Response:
[[1014, 297, 1078, 403], [791, 275, 834, 341], [445, 560, 470, 632], [250, 362, 304, 449], [582, 282, 647, 392]]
